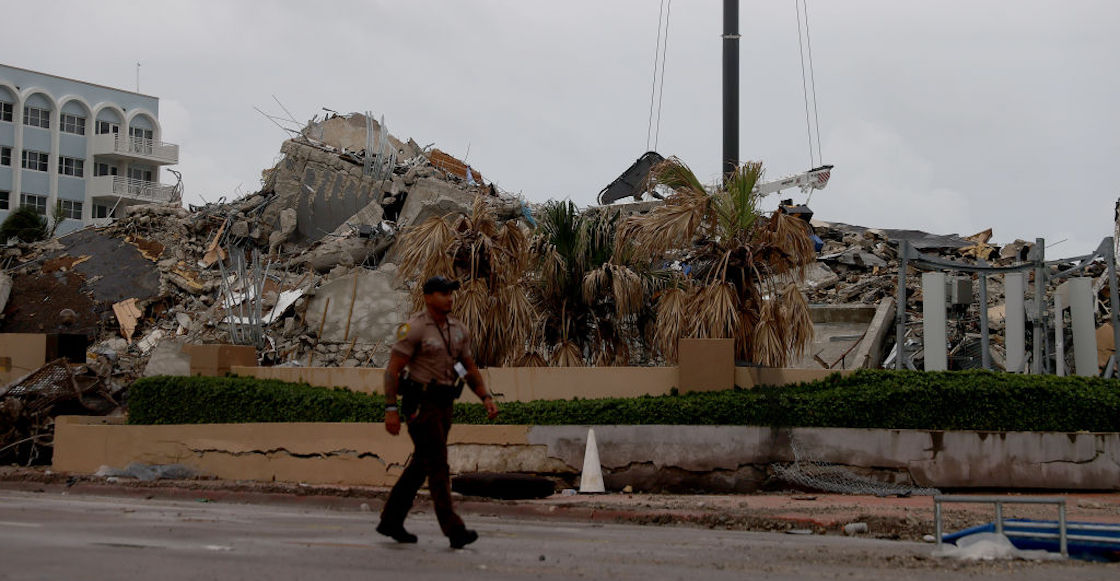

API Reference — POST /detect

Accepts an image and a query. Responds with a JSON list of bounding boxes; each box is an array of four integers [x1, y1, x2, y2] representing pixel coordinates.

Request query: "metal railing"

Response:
[[91, 133, 179, 164], [933, 495, 1068, 557], [90, 175, 176, 204]]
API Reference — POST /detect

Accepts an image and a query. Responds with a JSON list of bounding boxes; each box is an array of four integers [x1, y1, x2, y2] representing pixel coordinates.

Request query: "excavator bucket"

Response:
[[597, 151, 666, 205]]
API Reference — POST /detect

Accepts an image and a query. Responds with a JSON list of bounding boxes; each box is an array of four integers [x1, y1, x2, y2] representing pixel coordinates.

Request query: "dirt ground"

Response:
[[0, 270, 103, 338], [3, 465, 1119, 545]]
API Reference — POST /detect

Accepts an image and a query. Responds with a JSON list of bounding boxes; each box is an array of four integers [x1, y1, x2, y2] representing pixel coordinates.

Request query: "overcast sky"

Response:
[[5, 1, 1119, 255]]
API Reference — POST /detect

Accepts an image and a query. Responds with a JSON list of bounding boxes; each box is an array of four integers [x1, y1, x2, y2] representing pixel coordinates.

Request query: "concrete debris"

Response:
[[95, 462, 198, 481], [0, 357, 121, 466], [1, 110, 534, 429], [810, 219, 1119, 373], [112, 299, 143, 344], [2, 107, 1109, 465], [0, 272, 10, 313]]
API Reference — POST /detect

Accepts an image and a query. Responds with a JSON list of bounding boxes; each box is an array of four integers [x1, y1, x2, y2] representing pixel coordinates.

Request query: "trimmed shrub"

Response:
[[127, 369, 1120, 432]]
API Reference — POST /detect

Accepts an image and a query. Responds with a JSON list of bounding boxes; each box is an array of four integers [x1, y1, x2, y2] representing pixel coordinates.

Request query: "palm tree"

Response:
[[620, 158, 816, 367], [528, 201, 655, 366], [396, 195, 536, 367]]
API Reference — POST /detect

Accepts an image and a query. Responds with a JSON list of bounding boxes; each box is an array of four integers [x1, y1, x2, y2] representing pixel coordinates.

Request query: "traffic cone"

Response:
[[579, 427, 605, 493]]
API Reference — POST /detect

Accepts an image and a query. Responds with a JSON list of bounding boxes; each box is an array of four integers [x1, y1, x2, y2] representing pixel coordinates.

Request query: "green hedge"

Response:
[[127, 369, 1120, 432]]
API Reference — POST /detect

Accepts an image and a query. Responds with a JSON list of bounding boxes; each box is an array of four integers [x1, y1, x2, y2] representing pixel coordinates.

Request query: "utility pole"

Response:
[[722, 0, 739, 176]]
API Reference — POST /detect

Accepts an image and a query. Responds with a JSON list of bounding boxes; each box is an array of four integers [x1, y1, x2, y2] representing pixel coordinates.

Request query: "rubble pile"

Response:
[[0, 113, 536, 463], [804, 222, 1114, 370], [2, 110, 1116, 463], [0, 358, 120, 465]]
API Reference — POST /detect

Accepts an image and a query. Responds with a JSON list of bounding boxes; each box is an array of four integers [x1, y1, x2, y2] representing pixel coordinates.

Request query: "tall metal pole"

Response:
[[722, 0, 739, 176], [1032, 237, 1046, 374]]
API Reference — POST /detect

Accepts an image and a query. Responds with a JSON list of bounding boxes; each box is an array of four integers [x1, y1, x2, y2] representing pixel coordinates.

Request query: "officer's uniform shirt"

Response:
[[391, 310, 472, 385]]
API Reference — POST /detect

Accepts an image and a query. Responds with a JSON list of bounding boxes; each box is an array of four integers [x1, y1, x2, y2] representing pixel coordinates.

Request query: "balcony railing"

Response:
[[90, 175, 176, 204], [91, 133, 180, 165]]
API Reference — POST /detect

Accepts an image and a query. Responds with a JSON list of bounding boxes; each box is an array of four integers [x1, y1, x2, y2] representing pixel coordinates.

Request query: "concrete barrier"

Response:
[[53, 417, 1120, 492]]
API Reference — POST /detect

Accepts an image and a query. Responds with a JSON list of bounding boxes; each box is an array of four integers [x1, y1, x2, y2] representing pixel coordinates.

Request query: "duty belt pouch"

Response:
[[400, 378, 422, 417], [427, 381, 461, 406]]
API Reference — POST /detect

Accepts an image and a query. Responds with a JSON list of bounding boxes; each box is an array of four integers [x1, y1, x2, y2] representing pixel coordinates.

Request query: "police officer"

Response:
[[376, 275, 499, 549]]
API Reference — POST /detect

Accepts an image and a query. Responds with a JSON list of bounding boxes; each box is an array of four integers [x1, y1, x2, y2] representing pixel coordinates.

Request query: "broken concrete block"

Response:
[[802, 263, 840, 291], [304, 265, 410, 345], [301, 237, 373, 273], [999, 239, 1033, 262], [269, 208, 299, 255], [396, 177, 475, 227], [332, 199, 385, 237], [260, 140, 384, 242], [231, 220, 250, 239], [0, 272, 11, 314]]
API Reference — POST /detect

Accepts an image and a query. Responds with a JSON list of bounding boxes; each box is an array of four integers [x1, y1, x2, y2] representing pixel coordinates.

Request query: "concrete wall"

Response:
[[0, 333, 48, 385], [53, 416, 1120, 491], [232, 365, 847, 402]]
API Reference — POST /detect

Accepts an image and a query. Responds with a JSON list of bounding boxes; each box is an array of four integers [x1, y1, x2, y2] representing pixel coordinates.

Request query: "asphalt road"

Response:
[[0, 491, 1116, 580]]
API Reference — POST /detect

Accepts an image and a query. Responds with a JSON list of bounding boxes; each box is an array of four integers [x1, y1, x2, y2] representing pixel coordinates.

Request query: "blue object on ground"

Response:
[[942, 519, 1120, 562]]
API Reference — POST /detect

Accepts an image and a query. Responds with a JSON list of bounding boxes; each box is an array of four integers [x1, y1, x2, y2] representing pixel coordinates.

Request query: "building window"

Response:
[[93, 204, 112, 219], [60, 113, 86, 135], [128, 167, 153, 182], [0, 146, 10, 167], [23, 106, 50, 129], [0, 191, 9, 210], [58, 199, 83, 219], [95, 162, 118, 177], [21, 150, 49, 172], [20, 193, 47, 215], [58, 156, 85, 177], [0, 102, 12, 123], [129, 127, 153, 141], [96, 121, 119, 135]]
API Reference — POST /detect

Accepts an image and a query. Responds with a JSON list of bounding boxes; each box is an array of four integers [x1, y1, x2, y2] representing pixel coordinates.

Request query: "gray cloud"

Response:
[[4, 0, 1117, 255]]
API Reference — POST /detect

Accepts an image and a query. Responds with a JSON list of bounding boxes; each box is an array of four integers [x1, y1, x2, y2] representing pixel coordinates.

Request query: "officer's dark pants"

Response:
[[380, 402, 466, 537]]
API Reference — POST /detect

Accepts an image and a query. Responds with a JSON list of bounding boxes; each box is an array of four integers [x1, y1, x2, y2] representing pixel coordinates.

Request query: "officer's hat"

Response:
[[422, 275, 461, 294]]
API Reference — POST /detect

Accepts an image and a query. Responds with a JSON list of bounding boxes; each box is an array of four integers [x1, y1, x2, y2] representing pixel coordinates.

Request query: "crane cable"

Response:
[[645, 0, 673, 152], [796, 0, 824, 168]]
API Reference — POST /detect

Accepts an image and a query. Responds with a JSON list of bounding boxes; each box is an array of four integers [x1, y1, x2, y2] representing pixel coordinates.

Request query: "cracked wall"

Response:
[[53, 417, 1120, 491]]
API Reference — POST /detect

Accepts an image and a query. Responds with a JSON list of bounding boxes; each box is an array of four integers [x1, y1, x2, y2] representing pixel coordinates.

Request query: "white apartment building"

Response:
[[0, 63, 179, 235]]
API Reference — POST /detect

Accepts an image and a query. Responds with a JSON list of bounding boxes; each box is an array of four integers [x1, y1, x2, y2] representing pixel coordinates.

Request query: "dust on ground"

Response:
[[5, 466, 1120, 546]]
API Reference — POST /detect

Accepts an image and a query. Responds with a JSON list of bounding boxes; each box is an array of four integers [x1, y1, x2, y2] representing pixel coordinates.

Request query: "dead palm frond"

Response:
[[453, 278, 493, 360], [780, 282, 814, 361], [751, 297, 785, 367], [511, 350, 549, 367], [691, 282, 740, 339], [653, 286, 689, 361], [550, 340, 585, 367], [496, 281, 538, 359], [609, 264, 645, 318], [398, 217, 456, 282], [619, 189, 711, 259]]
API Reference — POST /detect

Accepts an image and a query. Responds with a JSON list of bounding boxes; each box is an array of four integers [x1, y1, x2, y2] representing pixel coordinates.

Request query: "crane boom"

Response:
[[754, 164, 833, 197]]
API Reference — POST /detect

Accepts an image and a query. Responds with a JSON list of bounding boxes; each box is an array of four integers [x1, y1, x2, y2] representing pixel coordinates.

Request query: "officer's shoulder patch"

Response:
[[395, 323, 410, 341]]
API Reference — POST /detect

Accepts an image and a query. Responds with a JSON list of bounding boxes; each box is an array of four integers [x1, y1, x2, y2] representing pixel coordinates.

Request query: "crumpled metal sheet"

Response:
[[1, 359, 76, 414]]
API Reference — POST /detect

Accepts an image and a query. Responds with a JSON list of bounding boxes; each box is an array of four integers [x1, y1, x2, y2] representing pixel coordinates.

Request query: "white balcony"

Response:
[[90, 175, 177, 205], [91, 133, 179, 165]]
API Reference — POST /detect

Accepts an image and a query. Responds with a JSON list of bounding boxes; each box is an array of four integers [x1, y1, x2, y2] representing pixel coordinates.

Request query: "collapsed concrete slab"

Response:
[[261, 140, 388, 242], [304, 265, 411, 352], [396, 176, 477, 227]]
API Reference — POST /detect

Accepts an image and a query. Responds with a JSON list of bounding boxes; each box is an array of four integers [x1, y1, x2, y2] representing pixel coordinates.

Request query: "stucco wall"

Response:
[[53, 417, 1120, 491]]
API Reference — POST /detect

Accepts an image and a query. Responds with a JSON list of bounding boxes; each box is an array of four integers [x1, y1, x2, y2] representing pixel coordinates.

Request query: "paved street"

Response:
[[0, 491, 1117, 580]]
